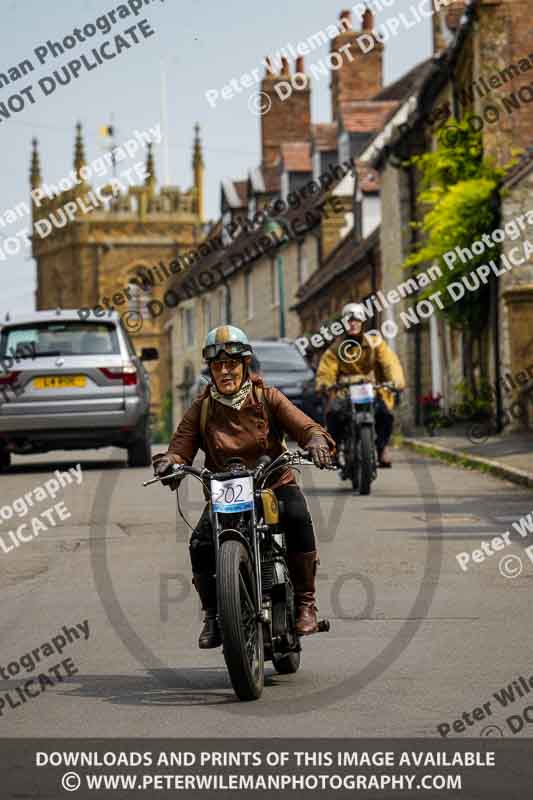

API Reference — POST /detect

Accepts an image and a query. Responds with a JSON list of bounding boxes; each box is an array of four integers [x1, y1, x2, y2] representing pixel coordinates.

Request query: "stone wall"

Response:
[[500, 165, 533, 428]]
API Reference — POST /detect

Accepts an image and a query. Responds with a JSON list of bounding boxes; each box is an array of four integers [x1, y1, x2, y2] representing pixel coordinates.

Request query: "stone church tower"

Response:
[[32, 122, 205, 419]]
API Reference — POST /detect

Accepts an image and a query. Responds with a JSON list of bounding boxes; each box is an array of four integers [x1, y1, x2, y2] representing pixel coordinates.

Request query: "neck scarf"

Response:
[[210, 378, 252, 410]]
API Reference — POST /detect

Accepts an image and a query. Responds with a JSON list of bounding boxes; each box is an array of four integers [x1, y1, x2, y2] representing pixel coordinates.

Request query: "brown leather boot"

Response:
[[192, 574, 222, 649], [287, 551, 319, 636]]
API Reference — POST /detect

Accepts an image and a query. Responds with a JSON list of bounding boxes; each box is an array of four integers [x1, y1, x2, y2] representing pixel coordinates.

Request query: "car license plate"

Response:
[[33, 376, 86, 389], [211, 476, 254, 513]]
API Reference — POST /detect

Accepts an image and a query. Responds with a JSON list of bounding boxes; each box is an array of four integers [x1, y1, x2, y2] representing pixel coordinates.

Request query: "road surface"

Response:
[[1, 445, 532, 738]]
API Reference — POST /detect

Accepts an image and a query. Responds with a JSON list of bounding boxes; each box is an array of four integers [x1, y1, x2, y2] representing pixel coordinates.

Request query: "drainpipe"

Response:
[[491, 187, 503, 432], [277, 253, 286, 338], [407, 164, 422, 427]]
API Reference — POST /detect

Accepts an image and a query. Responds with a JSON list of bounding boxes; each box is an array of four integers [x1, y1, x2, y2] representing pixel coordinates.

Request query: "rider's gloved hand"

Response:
[[307, 434, 333, 469], [152, 454, 184, 491], [152, 453, 175, 477]]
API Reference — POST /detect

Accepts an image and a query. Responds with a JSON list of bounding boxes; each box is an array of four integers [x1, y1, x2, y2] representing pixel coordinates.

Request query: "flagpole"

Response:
[[160, 61, 170, 185]]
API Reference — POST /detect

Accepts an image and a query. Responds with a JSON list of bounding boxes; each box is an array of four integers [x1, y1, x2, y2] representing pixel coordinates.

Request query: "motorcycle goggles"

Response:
[[345, 312, 364, 323], [203, 341, 251, 361]]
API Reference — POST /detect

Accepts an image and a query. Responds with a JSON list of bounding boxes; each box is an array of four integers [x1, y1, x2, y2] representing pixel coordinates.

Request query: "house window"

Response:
[[127, 280, 152, 319], [181, 306, 195, 349], [244, 270, 253, 319]]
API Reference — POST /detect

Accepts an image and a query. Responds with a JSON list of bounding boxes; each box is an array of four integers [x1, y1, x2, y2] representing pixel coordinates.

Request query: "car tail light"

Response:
[[0, 371, 20, 386], [99, 366, 138, 386], [122, 365, 138, 386]]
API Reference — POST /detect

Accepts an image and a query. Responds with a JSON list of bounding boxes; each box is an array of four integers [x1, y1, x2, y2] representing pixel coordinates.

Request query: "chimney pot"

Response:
[[295, 56, 304, 73], [362, 8, 373, 31], [339, 9, 352, 28], [281, 57, 290, 75], [265, 56, 275, 76]]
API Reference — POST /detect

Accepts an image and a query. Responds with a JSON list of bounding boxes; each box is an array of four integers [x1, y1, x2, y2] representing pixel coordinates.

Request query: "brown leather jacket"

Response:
[[165, 376, 335, 489]]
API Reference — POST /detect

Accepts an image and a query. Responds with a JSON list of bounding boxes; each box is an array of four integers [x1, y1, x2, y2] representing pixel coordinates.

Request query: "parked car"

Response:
[[190, 338, 322, 421], [0, 310, 158, 470]]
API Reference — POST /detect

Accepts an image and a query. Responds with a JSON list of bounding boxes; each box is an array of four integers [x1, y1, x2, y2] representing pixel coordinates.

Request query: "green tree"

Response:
[[404, 117, 507, 391]]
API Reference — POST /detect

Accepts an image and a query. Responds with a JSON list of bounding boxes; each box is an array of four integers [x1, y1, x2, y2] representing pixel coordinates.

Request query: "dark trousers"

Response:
[[189, 484, 316, 576], [327, 398, 394, 454]]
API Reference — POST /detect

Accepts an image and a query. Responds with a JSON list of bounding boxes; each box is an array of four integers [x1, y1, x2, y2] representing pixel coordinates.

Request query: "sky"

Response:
[[0, 0, 432, 317]]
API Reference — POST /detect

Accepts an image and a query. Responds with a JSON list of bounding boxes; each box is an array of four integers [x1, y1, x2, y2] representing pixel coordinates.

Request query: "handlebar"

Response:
[[143, 450, 316, 488], [327, 380, 399, 392], [142, 463, 206, 487]]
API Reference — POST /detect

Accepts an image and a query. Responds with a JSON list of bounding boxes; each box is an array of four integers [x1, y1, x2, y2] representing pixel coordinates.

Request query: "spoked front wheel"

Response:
[[217, 539, 264, 701], [352, 426, 374, 495]]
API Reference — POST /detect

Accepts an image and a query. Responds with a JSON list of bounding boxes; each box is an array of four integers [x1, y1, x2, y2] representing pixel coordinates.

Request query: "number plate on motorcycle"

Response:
[[211, 476, 254, 513], [349, 383, 375, 404]]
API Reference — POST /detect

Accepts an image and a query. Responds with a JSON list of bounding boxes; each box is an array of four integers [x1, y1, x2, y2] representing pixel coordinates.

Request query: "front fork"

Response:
[[210, 502, 264, 622]]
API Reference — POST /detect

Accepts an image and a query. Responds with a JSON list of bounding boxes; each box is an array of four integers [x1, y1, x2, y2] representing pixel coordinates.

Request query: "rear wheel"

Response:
[[127, 418, 151, 468], [0, 448, 11, 472], [217, 539, 264, 701], [271, 594, 300, 675], [272, 651, 300, 674]]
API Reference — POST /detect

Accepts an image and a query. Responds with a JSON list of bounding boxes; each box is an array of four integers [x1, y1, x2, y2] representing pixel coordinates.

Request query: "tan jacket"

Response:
[[166, 376, 335, 490], [315, 334, 406, 411]]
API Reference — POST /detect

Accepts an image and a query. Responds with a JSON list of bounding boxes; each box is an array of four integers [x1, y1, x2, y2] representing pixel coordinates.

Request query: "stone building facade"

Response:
[[499, 153, 533, 428], [32, 123, 205, 418], [168, 8, 409, 421], [360, 0, 533, 431]]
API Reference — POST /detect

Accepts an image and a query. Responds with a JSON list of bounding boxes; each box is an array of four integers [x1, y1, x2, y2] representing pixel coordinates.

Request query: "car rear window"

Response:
[[253, 344, 308, 372], [1, 322, 120, 357]]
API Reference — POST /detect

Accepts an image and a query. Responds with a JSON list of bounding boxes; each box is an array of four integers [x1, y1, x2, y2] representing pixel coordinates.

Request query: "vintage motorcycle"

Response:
[[144, 449, 330, 702], [333, 379, 397, 495]]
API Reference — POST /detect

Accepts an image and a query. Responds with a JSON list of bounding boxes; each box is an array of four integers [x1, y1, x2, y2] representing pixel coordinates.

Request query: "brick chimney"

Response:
[[260, 57, 311, 168], [330, 9, 384, 122]]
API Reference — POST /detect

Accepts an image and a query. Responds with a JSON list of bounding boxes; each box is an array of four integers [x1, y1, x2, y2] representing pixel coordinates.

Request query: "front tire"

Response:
[[352, 426, 374, 495], [217, 540, 264, 701]]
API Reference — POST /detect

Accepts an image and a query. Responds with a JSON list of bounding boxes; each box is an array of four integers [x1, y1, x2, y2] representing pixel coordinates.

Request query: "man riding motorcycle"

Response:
[[153, 326, 335, 649], [316, 302, 405, 468]]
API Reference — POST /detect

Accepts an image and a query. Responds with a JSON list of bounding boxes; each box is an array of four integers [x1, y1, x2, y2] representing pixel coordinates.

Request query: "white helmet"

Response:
[[342, 302, 366, 322]]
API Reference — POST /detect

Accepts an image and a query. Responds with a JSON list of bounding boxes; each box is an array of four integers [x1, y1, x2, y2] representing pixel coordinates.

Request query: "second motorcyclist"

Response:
[[316, 302, 405, 468]]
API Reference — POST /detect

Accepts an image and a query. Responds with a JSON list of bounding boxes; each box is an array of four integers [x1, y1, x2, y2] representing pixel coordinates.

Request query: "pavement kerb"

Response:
[[402, 437, 533, 491]]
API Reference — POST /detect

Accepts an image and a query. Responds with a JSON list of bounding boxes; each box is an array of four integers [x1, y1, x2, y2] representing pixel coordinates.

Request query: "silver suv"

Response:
[[0, 310, 157, 470]]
